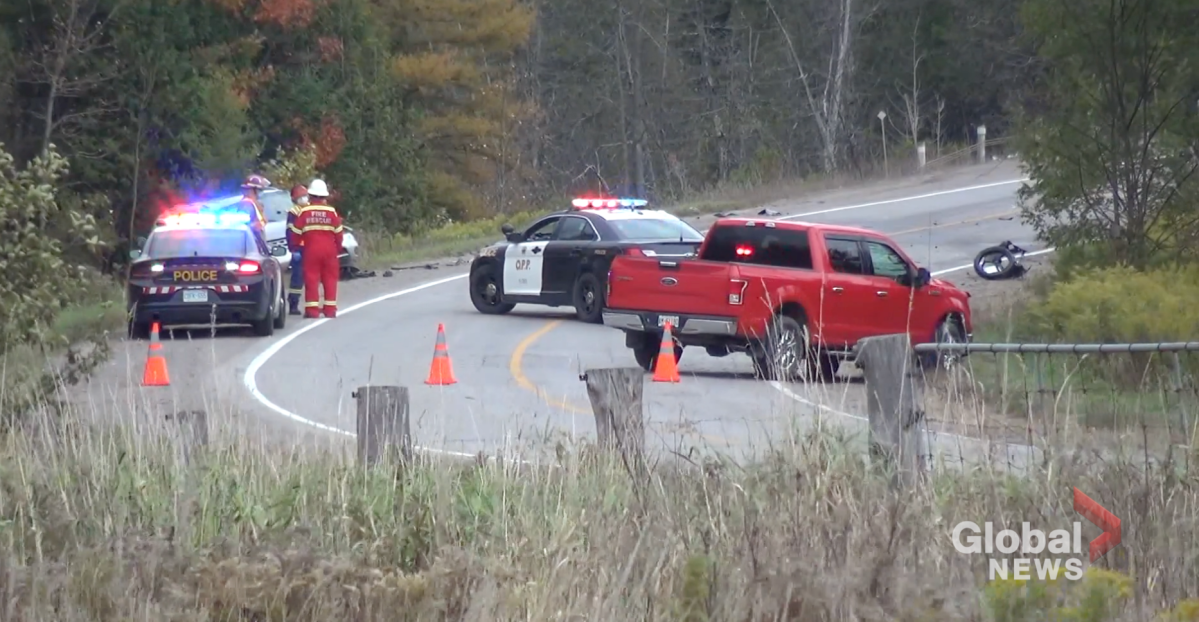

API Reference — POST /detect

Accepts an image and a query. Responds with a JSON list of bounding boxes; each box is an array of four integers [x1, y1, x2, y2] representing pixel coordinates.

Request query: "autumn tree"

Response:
[[389, 0, 537, 220], [1014, 0, 1199, 269]]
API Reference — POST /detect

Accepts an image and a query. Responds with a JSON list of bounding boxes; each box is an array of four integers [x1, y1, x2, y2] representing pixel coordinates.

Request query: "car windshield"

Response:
[[259, 190, 292, 223], [145, 229, 250, 259], [607, 217, 704, 242]]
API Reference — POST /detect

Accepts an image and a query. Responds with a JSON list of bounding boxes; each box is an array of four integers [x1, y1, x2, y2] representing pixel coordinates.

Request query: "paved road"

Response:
[[75, 160, 1047, 467]]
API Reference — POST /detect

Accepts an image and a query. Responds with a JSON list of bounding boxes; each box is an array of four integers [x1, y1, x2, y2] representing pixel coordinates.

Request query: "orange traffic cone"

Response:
[[142, 322, 171, 386], [652, 321, 681, 383], [424, 323, 458, 385]]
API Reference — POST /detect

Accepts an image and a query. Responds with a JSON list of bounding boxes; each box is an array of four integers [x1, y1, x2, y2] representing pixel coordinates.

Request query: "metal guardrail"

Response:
[[913, 341, 1199, 354]]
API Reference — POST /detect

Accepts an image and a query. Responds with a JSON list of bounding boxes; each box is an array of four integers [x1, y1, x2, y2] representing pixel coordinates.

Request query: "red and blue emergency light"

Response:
[[571, 197, 649, 209], [157, 194, 254, 228]]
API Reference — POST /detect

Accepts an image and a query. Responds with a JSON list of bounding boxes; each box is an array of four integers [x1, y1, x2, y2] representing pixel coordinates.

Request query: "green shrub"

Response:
[[1026, 265, 1199, 343]]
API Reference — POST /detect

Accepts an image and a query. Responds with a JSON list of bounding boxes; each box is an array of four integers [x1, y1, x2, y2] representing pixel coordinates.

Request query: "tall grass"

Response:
[[1, 371, 1198, 620]]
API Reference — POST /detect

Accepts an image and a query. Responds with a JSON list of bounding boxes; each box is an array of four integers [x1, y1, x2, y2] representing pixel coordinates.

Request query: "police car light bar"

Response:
[[572, 197, 648, 209], [160, 211, 251, 227]]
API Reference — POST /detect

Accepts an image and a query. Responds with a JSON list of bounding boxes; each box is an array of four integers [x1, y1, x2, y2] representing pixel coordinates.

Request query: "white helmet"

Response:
[[308, 178, 330, 197]]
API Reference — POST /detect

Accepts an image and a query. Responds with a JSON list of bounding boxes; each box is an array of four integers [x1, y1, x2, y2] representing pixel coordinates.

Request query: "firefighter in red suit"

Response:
[[287, 178, 343, 318]]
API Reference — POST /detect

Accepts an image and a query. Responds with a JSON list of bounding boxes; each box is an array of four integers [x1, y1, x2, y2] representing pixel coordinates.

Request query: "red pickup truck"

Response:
[[601, 218, 973, 381]]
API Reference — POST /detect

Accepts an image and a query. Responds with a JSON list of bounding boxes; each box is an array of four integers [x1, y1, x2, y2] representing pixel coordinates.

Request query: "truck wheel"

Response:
[[572, 272, 604, 323], [753, 315, 810, 382], [919, 315, 967, 371], [470, 265, 515, 315], [632, 333, 683, 372]]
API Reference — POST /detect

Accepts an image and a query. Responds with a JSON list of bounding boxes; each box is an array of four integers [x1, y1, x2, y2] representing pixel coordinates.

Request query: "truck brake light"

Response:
[[735, 244, 753, 257], [729, 279, 748, 305], [606, 270, 612, 298]]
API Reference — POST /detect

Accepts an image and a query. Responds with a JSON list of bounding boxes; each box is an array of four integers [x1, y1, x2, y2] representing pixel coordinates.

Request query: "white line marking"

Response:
[[779, 178, 1029, 220], [930, 247, 1057, 276], [242, 273, 474, 458]]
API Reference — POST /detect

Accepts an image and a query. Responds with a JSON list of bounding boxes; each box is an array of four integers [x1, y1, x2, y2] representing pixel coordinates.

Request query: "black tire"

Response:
[[252, 286, 277, 337], [572, 272, 604, 323], [919, 315, 967, 371], [632, 333, 684, 372], [752, 315, 812, 382], [470, 264, 515, 315], [272, 286, 287, 330], [973, 246, 1019, 280]]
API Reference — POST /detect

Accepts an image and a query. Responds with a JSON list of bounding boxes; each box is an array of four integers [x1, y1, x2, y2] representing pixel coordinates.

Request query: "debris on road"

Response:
[[973, 240, 1030, 280], [712, 211, 738, 217], [757, 208, 782, 216], [342, 266, 378, 279]]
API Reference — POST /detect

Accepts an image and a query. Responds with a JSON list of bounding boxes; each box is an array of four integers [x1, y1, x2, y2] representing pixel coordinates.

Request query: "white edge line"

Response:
[[242, 272, 477, 459], [778, 177, 1030, 220]]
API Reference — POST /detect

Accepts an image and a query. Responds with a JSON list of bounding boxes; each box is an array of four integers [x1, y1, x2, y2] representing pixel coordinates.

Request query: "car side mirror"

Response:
[[129, 249, 142, 260], [135, 236, 147, 250], [501, 223, 515, 235], [915, 267, 931, 287]]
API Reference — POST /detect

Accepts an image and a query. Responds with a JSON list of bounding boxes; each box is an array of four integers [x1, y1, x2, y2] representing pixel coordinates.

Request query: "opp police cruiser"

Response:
[[468, 197, 705, 323]]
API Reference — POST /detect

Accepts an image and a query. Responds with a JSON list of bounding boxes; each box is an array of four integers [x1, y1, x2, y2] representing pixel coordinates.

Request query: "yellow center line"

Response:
[[507, 320, 739, 446], [509, 320, 591, 415], [887, 209, 1018, 237]]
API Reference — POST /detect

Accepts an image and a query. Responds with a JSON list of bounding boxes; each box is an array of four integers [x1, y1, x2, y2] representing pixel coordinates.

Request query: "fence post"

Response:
[[580, 367, 646, 472], [916, 141, 926, 169], [857, 334, 927, 488], [976, 125, 987, 163], [353, 385, 413, 467]]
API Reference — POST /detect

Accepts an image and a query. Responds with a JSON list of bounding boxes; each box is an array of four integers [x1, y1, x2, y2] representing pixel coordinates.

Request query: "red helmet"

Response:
[[241, 174, 271, 190], [290, 184, 308, 200]]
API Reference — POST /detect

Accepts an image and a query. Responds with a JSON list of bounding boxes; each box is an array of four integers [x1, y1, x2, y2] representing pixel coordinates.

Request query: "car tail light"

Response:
[[728, 279, 748, 305], [131, 262, 163, 278], [236, 261, 260, 274]]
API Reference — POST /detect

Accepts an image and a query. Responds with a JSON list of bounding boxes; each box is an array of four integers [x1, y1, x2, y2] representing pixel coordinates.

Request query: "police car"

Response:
[[468, 197, 705, 323], [127, 211, 290, 338]]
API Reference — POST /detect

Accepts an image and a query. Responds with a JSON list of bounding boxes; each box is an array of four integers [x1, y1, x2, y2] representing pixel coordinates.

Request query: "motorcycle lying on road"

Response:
[[973, 240, 1030, 280]]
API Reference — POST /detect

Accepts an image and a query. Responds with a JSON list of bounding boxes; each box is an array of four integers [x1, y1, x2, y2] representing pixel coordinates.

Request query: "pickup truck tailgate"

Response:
[[607, 255, 735, 316]]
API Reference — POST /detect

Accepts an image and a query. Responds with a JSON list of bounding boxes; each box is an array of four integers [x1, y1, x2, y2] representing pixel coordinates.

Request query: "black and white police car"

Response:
[[468, 197, 705, 323]]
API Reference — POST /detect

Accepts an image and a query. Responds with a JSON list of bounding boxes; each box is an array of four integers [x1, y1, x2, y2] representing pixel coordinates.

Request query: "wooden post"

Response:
[[353, 386, 413, 467], [166, 409, 208, 467], [580, 367, 646, 469], [976, 125, 987, 163], [856, 334, 927, 488]]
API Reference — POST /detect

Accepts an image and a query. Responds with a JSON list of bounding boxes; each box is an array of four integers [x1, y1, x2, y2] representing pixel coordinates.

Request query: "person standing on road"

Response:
[[288, 178, 343, 318], [286, 184, 309, 315]]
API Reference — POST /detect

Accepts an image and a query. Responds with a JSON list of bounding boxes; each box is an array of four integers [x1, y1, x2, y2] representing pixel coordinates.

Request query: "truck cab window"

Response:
[[700, 225, 813, 269], [825, 237, 864, 274], [865, 240, 909, 280]]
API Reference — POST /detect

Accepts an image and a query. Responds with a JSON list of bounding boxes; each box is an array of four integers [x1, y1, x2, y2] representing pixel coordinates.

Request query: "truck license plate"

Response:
[[182, 289, 208, 303], [657, 315, 680, 328]]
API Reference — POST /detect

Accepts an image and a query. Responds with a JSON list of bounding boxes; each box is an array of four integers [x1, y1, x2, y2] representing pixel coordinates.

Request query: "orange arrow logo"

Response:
[[1074, 487, 1121, 562]]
